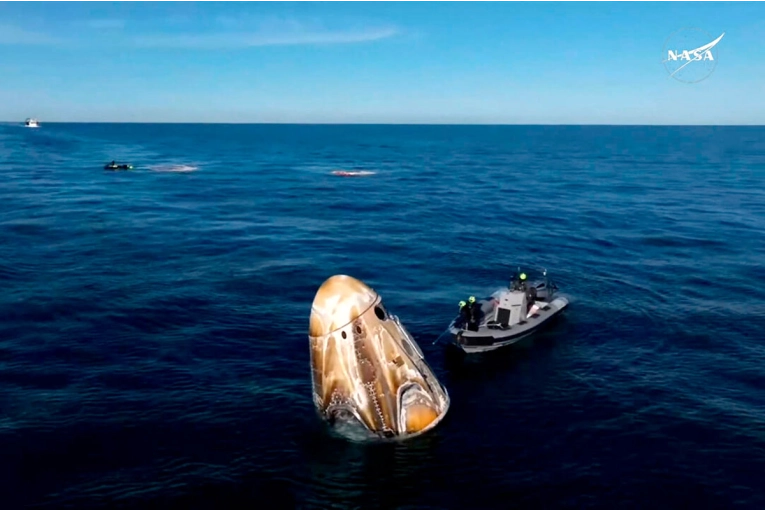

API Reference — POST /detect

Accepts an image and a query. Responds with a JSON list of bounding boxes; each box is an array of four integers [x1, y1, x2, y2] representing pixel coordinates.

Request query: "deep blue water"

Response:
[[1, 122, 765, 509]]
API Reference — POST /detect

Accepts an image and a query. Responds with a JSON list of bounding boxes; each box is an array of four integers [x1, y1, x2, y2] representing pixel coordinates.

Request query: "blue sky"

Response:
[[0, 1, 763, 124]]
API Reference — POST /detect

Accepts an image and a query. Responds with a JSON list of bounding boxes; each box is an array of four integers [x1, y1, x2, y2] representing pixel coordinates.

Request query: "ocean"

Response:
[[1, 123, 764, 509]]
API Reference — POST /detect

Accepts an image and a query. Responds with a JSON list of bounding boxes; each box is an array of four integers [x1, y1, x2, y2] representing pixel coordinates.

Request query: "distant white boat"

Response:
[[24, 118, 39, 128]]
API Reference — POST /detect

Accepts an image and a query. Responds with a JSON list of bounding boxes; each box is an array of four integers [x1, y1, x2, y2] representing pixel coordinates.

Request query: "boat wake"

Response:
[[148, 164, 199, 173], [331, 170, 376, 177]]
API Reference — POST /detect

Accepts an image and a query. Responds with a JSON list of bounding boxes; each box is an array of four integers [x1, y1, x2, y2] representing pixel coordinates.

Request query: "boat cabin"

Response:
[[492, 289, 528, 328]]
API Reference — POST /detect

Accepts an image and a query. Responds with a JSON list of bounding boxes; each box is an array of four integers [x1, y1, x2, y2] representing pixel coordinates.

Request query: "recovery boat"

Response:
[[104, 161, 133, 171], [440, 269, 569, 354]]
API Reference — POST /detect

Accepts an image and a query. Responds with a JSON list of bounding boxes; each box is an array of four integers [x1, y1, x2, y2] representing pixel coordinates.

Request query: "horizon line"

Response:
[[4, 121, 764, 127]]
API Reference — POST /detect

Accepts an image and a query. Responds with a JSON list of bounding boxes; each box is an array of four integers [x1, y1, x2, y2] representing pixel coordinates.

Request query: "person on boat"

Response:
[[525, 284, 538, 313], [466, 296, 480, 331], [458, 300, 470, 327], [511, 272, 527, 291], [110, 160, 116, 166]]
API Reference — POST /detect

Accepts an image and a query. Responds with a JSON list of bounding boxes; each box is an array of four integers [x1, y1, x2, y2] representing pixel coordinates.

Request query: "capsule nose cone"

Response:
[[309, 275, 379, 338]]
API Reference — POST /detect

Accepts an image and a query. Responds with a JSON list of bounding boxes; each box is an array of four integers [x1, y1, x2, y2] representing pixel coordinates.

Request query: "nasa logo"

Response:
[[662, 28, 725, 83]]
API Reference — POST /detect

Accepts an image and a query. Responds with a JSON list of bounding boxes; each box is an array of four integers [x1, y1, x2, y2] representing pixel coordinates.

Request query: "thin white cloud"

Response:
[[129, 26, 399, 49], [0, 17, 399, 49], [0, 24, 63, 45]]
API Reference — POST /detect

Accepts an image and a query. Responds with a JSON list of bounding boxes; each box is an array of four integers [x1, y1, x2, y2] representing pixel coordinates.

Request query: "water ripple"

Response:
[[1, 124, 764, 509]]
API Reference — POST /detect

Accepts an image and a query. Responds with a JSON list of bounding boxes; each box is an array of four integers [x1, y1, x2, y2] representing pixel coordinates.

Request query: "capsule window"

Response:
[[374, 305, 387, 320], [341, 331, 347, 339]]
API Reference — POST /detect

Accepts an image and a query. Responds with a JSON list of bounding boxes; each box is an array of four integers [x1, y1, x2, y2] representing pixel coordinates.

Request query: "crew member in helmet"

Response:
[[466, 295, 480, 331], [511, 271, 528, 291], [458, 300, 470, 327]]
